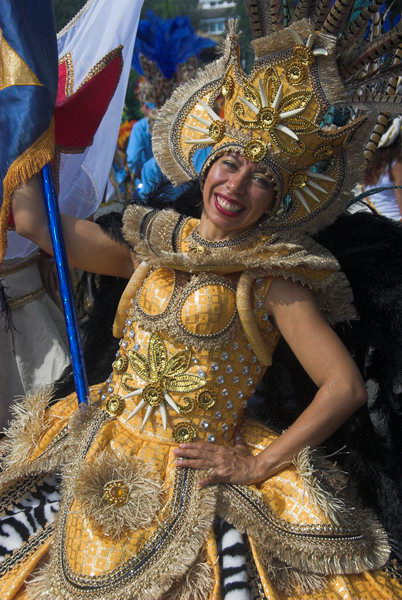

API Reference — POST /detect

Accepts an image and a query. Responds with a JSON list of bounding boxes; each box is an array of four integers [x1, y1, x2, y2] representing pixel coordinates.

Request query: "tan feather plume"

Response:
[[244, 0, 284, 39], [337, 0, 384, 52], [342, 22, 402, 77], [321, 0, 355, 36]]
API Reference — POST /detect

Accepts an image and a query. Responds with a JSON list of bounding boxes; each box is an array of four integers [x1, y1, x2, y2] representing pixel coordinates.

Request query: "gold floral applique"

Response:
[[233, 67, 317, 155], [123, 333, 205, 429]]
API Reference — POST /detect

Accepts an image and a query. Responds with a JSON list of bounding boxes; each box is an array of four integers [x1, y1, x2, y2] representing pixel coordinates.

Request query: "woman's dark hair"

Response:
[[133, 177, 202, 218], [364, 134, 402, 186]]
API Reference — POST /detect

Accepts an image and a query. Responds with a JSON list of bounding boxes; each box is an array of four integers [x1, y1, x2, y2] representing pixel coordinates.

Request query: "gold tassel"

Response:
[[0, 122, 54, 264]]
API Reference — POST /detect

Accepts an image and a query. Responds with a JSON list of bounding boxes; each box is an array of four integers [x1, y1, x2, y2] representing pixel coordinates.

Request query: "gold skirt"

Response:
[[0, 386, 400, 600]]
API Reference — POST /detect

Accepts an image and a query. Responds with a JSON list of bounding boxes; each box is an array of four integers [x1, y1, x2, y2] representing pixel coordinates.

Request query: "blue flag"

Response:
[[0, 0, 58, 261]]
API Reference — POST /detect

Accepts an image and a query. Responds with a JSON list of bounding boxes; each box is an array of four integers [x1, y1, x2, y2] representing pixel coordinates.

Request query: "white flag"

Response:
[[6, 0, 143, 259], [56, 0, 143, 219]]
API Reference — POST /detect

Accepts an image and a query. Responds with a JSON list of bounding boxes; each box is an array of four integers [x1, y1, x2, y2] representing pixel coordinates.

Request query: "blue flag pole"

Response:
[[40, 164, 89, 406]]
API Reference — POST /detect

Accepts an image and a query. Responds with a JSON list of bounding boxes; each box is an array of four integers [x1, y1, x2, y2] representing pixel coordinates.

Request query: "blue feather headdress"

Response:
[[132, 11, 215, 80]]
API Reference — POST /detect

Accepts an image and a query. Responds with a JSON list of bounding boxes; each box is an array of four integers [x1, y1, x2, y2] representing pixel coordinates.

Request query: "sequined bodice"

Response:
[[100, 267, 280, 446]]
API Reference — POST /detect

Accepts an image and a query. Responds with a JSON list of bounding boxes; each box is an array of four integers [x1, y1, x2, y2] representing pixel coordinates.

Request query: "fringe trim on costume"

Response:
[[0, 122, 54, 263], [292, 446, 349, 526], [161, 551, 214, 600], [1, 387, 55, 471], [0, 392, 97, 495], [69, 448, 162, 539], [252, 19, 311, 57], [290, 568, 327, 594], [26, 552, 53, 600], [39, 468, 217, 600], [216, 482, 390, 594]]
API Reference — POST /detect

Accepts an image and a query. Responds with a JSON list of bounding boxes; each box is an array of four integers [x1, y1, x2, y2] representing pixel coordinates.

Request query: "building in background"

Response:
[[198, 0, 235, 36]]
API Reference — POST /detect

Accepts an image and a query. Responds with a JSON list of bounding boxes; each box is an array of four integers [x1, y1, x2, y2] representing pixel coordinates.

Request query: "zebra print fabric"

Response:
[[0, 474, 60, 560]]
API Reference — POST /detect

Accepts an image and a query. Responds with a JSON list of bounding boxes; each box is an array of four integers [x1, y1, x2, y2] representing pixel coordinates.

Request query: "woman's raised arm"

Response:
[[12, 175, 134, 278]]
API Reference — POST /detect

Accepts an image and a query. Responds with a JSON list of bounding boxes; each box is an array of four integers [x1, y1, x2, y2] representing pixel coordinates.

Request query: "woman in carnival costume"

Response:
[[2, 1, 402, 598], [364, 115, 402, 220]]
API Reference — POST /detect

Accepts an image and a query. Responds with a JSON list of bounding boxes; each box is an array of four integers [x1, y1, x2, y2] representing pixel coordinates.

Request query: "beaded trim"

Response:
[[9, 287, 46, 310], [0, 254, 38, 275], [190, 225, 259, 248], [0, 523, 53, 577], [217, 482, 390, 577]]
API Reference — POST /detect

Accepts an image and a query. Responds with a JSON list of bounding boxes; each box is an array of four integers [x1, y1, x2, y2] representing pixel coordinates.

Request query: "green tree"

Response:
[[141, 0, 202, 29], [52, 0, 86, 31]]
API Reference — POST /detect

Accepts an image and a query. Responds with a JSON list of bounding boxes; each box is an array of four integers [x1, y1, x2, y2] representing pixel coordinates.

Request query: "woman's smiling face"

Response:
[[201, 153, 275, 236]]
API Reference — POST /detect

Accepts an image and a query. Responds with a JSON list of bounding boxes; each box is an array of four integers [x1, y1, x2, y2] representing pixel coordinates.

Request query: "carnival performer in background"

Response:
[[1, 3, 402, 600], [0, 230, 69, 430], [364, 115, 402, 220], [127, 11, 216, 195]]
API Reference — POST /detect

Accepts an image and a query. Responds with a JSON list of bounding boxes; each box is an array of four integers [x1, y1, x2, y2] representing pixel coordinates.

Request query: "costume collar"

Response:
[[123, 205, 356, 325]]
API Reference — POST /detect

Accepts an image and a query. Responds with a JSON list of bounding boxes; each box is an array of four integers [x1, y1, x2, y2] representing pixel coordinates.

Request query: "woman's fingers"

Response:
[[176, 458, 211, 469], [233, 425, 249, 450], [174, 446, 214, 459]]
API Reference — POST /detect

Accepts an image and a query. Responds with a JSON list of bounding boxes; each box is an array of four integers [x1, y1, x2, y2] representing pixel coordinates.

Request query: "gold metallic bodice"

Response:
[[101, 267, 280, 446]]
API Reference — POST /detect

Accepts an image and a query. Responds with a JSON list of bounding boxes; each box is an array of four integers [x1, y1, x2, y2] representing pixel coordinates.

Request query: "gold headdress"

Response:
[[153, 0, 402, 234]]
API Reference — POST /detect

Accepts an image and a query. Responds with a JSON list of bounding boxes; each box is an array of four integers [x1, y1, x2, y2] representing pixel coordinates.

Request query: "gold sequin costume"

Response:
[[2, 2, 402, 597], [0, 207, 401, 600]]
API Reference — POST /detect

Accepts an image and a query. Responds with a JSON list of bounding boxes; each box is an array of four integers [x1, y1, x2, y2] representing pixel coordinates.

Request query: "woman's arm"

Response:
[[249, 277, 367, 480], [12, 175, 134, 278], [175, 277, 367, 486], [391, 159, 402, 218]]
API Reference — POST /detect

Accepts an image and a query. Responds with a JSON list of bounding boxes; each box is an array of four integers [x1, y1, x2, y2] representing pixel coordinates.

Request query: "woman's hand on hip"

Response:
[[174, 436, 263, 487]]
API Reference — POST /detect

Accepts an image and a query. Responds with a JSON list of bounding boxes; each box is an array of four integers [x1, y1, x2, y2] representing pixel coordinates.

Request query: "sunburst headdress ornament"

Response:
[[153, 0, 402, 234]]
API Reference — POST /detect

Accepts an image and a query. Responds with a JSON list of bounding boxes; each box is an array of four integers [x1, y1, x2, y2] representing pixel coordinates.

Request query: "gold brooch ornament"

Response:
[[74, 449, 162, 538], [112, 355, 129, 375], [285, 62, 306, 86], [173, 422, 197, 443], [197, 389, 217, 410], [103, 481, 129, 507], [105, 395, 125, 417], [123, 333, 206, 429], [287, 169, 336, 213], [209, 120, 226, 142], [244, 140, 268, 163], [233, 68, 316, 155]]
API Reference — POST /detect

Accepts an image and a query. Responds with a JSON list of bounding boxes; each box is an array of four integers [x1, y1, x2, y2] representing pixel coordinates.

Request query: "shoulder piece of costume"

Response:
[[123, 204, 355, 325], [152, 11, 402, 236]]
